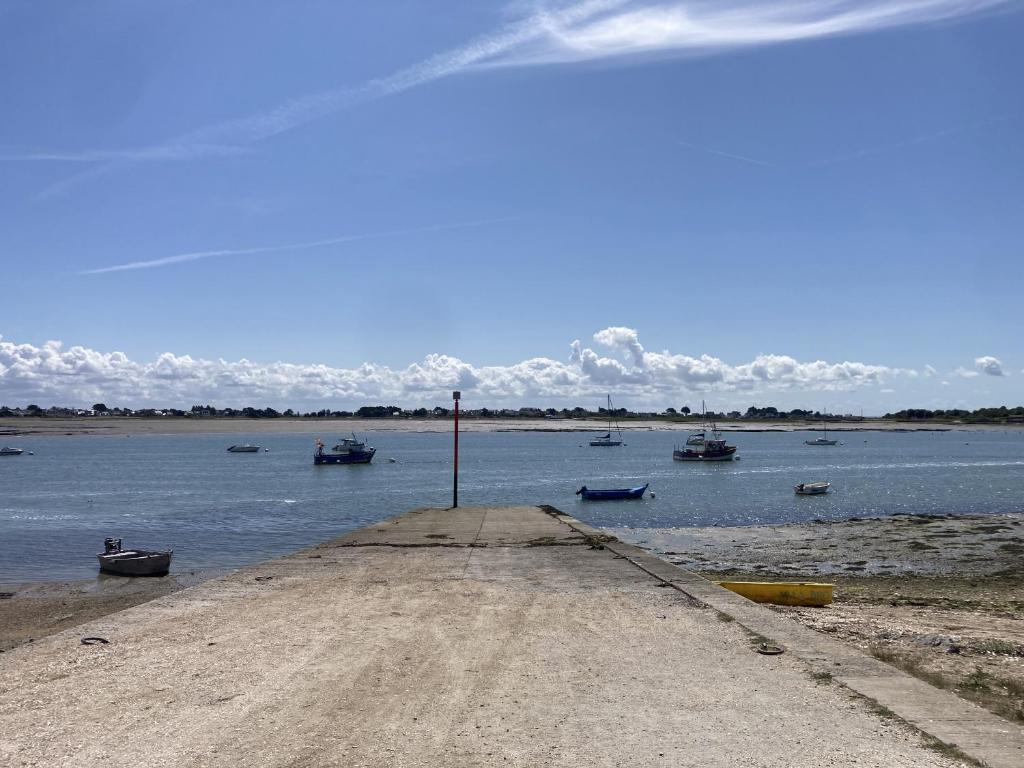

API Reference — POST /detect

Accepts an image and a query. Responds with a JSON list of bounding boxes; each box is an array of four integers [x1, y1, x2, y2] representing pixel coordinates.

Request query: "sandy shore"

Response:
[[623, 512, 1024, 724], [3, 415, 1019, 438]]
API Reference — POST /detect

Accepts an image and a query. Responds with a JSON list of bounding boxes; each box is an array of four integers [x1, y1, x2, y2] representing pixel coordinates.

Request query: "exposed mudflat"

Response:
[[3, 415, 1017, 438], [621, 512, 1024, 724]]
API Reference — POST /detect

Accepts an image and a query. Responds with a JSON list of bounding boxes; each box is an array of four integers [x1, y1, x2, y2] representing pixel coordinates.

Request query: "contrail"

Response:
[[37, 0, 626, 198], [28, 0, 1015, 198], [79, 217, 516, 275], [677, 140, 775, 167]]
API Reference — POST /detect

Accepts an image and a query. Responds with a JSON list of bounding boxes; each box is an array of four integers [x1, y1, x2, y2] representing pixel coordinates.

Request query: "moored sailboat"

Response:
[[805, 418, 838, 446], [590, 395, 624, 447]]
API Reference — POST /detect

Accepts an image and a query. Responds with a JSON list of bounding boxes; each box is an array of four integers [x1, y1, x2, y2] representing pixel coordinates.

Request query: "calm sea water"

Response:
[[2, 428, 1023, 582]]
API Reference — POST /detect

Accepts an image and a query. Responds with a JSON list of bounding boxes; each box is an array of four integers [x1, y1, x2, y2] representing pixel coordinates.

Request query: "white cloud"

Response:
[[482, 0, 1014, 67], [953, 366, 980, 378], [0, 328, 910, 409], [974, 355, 1006, 377]]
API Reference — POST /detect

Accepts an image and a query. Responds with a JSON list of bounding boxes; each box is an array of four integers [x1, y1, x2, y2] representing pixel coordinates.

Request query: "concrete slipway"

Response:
[[1, 506, 1021, 767]]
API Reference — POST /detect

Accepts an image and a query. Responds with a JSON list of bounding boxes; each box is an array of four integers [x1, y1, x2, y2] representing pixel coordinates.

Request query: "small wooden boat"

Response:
[[716, 581, 833, 607], [0, 446, 25, 456], [795, 481, 831, 495], [97, 538, 172, 576], [227, 444, 261, 452], [576, 483, 648, 500]]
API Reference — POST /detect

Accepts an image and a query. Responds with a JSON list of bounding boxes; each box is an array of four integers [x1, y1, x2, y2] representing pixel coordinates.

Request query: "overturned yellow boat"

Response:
[[716, 581, 833, 607]]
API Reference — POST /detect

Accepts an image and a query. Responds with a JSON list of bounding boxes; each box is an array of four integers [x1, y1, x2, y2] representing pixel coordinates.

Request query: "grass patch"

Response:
[[922, 737, 985, 767], [960, 667, 993, 693], [809, 670, 833, 685], [869, 645, 949, 690], [972, 638, 1024, 657], [716, 612, 735, 623]]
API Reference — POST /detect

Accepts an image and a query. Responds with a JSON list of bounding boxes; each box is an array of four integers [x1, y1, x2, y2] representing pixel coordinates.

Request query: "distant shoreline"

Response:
[[2, 415, 1021, 438]]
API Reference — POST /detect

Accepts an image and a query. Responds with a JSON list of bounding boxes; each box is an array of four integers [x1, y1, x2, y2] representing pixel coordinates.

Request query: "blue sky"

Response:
[[1, 1, 1022, 413]]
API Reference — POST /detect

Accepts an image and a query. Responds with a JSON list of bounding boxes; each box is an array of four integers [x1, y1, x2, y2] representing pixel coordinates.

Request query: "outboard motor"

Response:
[[104, 537, 122, 554]]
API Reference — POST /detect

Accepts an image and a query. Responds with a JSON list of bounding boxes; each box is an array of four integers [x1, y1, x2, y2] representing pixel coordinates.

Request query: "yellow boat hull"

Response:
[[716, 581, 833, 607]]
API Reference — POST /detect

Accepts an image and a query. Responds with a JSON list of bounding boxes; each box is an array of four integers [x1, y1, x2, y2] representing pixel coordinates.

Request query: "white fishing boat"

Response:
[[795, 481, 831, 495], [590, 395, 624, 447]]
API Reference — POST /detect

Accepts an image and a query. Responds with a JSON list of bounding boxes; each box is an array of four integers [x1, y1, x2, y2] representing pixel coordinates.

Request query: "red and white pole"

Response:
[[452, 390, 460, 509]]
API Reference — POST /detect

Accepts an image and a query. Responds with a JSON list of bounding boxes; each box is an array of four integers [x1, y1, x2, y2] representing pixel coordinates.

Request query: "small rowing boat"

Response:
[[575, 483, 648, 500], [795, 481, 830, 495]]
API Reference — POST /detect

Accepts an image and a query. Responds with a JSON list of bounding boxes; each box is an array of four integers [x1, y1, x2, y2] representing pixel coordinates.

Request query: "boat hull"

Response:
[[576, 484, 648, 500], [795, 482, 830, 495], [589, 440, 622, 447], [805, 439, 838, 446], [97, 550, 172, 577], [0, 448, 24, 456], [227, 445, 261, 452], [716, 581, 833, 607], [672, 447, 737, 462], [314, 448, 376, 465]]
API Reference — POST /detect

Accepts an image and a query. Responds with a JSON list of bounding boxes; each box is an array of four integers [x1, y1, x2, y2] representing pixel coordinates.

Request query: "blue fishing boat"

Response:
[[314, 435, 376, 465], [575, 483, 648, 500]]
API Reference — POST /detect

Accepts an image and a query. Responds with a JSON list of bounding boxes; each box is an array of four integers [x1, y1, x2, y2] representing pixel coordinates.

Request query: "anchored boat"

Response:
[[673, 401, 737, 461], [795, 481, 831, 495], [576, 483, 648, 500], [227, 444, 261, 453], [590, 394, 624, 447], [0, 447, 25, 456], [805, 418, 838, 446], [314, 435, 376, 465]]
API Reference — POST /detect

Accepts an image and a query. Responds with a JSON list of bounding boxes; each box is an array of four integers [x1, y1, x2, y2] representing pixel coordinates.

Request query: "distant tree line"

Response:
[[883, 406, 1024, 423], [2, 402, 1023, 423]]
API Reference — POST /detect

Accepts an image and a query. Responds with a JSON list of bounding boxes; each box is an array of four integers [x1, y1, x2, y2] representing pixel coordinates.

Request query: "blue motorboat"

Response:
[[314, 435, 376, 465], [575, 483, 648, 500]]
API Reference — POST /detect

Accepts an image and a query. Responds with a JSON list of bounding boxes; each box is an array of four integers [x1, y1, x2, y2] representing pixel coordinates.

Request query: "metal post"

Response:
[[452, 391, 460, 508]]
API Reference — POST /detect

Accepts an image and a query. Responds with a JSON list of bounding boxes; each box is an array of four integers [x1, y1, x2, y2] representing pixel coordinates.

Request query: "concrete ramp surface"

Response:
[[0, 506, 1002, 767]]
